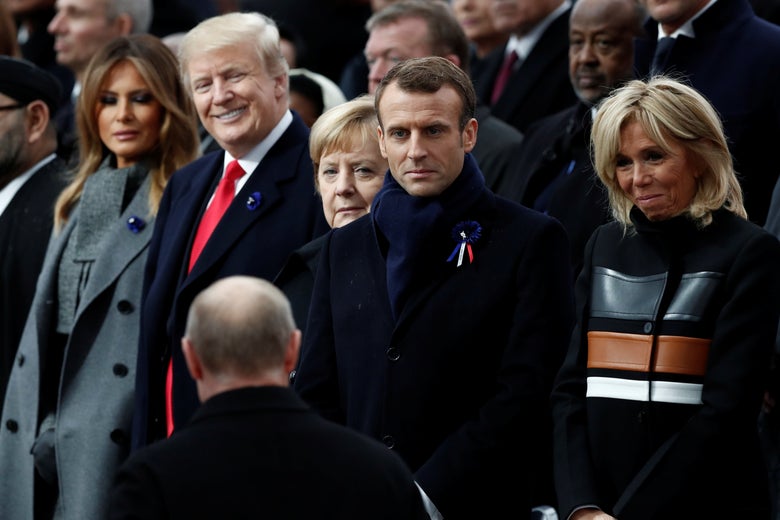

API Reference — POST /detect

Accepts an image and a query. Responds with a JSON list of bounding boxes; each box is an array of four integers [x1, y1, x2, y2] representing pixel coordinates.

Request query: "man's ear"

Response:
[[283, 329, 302, 375], [182, 338, 204, 381], [25, 101, 50, 144], [275, 74, 288, 98], [377, 125, 388, 158], [113, 13, 134, 36], [463, 118, 478, 153], [443, 54, 461, 69]]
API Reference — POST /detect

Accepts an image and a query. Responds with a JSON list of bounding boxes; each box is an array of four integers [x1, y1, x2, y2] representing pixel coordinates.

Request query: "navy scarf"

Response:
[[372, 153, 486, 319]]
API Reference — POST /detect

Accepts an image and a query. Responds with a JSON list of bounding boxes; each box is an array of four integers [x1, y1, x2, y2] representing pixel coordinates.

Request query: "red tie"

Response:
[[187, 159, 245, 273], [166, 160, 245, 437], [491, 50, 518, 105]]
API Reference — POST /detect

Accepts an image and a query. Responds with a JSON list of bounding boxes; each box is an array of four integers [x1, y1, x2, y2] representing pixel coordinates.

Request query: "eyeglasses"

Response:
[[0, 104, 25, 111]]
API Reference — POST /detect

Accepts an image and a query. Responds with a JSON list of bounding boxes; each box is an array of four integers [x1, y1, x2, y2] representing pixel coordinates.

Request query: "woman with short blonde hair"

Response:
[[591, 77, 745, 229], [552, 77, 778, 520]]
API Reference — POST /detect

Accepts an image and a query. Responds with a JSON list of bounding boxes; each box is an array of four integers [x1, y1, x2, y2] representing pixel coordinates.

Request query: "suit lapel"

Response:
[[32, 218, 75, 354], [185, 118, 309, 282], [475, 43, 507, 104], [161, 152, 225, 293], [492, 10, 569, 114], [74, 175, 154, 317]]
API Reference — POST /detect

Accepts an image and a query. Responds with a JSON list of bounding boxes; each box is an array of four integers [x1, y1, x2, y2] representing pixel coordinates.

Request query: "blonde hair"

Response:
[[309, 95, 380, 192], [178, 12, 289, 89], [55, 35, 199, 230], [591, 76, 745, 230]]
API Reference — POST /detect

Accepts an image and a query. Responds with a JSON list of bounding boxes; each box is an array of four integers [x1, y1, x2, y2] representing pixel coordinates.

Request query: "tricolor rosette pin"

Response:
[[447, 220, 481, 267]]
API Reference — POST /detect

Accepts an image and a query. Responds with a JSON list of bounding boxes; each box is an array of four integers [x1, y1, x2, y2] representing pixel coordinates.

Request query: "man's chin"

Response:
[[574, 86, 607, 106]]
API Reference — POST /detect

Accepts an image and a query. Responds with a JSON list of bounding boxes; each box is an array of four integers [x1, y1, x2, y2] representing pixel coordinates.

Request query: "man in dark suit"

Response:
[[634, 0, 780, 225], [497, 0, 645, 277], [295, 57, 574, 519], [112, 276, 427, 519], [474, 0, 576, 133], [133, 12, 327, 448], [363, 0, 524, 191], [0, 56, 67, 411]]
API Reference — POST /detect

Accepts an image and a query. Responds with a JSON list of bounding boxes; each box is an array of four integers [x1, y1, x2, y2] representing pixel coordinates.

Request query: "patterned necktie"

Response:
[[491, 50, 518, 105]]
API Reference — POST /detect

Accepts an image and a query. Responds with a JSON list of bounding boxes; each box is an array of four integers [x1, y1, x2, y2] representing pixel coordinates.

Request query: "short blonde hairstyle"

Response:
[[309, 95, 380, 192], [178, 12, 289, 88], [591, 76, 746, 230]]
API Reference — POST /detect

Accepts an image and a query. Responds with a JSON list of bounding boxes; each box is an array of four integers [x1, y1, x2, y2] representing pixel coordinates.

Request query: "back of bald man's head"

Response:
[[184, 276, 297, 378]]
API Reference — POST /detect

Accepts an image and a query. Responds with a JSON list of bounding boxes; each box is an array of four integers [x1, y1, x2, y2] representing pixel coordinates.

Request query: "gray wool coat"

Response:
[[0, 175, 153, 520]]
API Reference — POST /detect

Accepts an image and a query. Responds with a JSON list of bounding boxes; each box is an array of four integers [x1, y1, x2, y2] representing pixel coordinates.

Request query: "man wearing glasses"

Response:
[[0, 56, 67, 415]]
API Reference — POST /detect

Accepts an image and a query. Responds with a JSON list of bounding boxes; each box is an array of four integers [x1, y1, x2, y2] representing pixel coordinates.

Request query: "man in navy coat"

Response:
[[113, 277, 427, 519], [133, 12, 327, 448], [634, 0, 780, 225], [294, 57, 574, 519]]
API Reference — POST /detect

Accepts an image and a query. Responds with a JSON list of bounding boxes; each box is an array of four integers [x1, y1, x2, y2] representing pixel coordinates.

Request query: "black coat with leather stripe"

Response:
[[552, 207, 780, 520]]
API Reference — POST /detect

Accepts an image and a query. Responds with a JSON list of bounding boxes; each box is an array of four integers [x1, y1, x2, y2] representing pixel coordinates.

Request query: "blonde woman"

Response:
[[0, 34, 198, 520], [552, 77, 780, 520], [276, 95, 387, 335]]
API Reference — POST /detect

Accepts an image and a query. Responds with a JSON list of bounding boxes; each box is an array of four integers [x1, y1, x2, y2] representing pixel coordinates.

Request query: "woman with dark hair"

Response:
[[0, 34, 199, 520]]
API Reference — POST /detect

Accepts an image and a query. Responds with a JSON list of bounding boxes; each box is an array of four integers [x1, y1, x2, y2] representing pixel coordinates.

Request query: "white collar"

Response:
[[223, 109, 294, 179], [506, 0, 571, 60], [657, 0, 717, 39], [0, 154, 57, 218]]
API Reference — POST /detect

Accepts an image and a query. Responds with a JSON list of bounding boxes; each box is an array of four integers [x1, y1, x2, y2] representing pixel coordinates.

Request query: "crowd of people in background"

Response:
[[1, 0, 780, 519]]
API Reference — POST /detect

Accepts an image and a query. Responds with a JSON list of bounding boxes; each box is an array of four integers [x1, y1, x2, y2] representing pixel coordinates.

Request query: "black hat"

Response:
[[0, 56, 63, 114]]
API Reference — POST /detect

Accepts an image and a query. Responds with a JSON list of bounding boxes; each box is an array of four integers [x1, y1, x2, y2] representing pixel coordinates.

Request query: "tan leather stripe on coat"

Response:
[[587, 331, 710, 376]]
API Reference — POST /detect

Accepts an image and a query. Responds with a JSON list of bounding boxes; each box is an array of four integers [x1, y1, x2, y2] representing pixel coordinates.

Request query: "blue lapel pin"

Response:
[[246, 191, 262, 211], [126, 216, 145, 233], [447, 220, 482, 267]]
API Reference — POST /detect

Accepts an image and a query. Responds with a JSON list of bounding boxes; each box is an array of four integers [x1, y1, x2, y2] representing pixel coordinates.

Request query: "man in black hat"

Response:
[[0, 56, 67, 412]]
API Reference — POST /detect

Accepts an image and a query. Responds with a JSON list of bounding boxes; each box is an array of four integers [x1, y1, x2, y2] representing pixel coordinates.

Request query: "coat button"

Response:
[[6, 419, 18, 432], [386, 347, 400, 362], [17, 354, 25, 367], [110, 429, 128, 446], [382, 435, 395, 449], [117, 300, 134, 314], [643, 322, 653, 334], [113, 364, 129, 377]]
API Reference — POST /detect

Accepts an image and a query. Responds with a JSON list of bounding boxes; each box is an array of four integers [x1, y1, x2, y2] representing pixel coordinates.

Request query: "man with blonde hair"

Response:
[[133, 12, 326, 449]]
